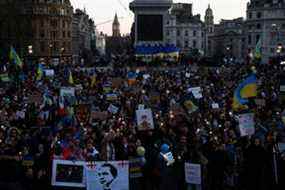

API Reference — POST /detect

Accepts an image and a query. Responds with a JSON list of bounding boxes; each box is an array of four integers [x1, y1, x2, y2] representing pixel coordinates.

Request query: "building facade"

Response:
[[245, 0, 285, 63], [165, 3, 204, 54], [0, 0, 73, 64], [209, 18, 245, 62], [95, 30, 106, 55], [72, 8, 96, 64]]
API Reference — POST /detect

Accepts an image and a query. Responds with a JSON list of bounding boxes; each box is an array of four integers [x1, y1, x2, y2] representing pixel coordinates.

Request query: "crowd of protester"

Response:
[[0, 58, 285, 190]]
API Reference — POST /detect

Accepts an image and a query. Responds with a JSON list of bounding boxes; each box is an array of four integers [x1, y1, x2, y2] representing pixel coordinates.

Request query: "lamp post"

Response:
[[28, 45, 33, 69], [49, 44, 53, 65], [60, 47, 65, 65]]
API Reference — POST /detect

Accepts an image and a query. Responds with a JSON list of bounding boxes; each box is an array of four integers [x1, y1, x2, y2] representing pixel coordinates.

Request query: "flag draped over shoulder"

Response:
[[233, 74, 257, 111], [9, 47, 23, 68], [255, 38, 262, 59]]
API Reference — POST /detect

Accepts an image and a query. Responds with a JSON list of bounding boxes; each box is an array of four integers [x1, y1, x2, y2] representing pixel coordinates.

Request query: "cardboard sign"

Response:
[[136, 109, 154, 130], [185, 163, 202, 185], [86, 161, 129, 190], [91, 111, 109, 120], [51, 160, 86, 188], [238, 113, 255, 137], [188, 87, 203, 99]]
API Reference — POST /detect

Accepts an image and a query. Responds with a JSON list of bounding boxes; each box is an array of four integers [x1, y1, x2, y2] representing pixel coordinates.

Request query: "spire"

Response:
[[113, 13, 119, 25], [112, 13, 121, 37]]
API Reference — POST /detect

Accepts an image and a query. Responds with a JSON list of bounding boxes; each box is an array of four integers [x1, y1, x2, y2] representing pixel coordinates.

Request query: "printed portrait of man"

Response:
[[96, 163, 118, 190]]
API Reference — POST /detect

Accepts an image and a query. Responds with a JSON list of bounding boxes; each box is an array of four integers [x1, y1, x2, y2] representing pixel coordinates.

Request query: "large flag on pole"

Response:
[[36, 64, 44, 81], [9, 46, 23, 68], [255, 38, 262, 59], [233, 74, 257, 111]]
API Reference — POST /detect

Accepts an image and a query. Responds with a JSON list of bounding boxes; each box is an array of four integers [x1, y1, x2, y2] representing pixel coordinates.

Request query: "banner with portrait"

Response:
[[86, 161, 129, 190], [238, 113, 255, 137], [51, 160, 86, 187], [136, 108, 154, 131]]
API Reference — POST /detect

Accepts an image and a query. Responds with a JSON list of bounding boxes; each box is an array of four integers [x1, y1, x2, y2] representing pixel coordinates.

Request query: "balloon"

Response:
[[137, 146, 145, 157], [160, 144, 169, 154]]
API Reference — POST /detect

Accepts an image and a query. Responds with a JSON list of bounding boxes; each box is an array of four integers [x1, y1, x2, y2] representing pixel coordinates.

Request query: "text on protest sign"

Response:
[[185, 163, 202, 185]]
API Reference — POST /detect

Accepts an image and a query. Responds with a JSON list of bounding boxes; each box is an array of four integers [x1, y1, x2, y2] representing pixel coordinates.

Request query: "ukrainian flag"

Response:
[[9, 46, 23, 68], [36, 64, 43, 81], [233, 74, 257, 110]]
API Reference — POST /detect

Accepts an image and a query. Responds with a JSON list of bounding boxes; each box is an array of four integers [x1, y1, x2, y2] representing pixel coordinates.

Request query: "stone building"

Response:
[[165, 3, 204, 54], [209, 18, 245, 62], [245, 0, 285, 63], [0, 0, 73, 64], [72, 8, 96, 64]]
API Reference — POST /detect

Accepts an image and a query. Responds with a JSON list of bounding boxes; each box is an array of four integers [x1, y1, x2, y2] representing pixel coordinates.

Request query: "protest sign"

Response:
[[129, 158, 143, 178], [51, 160, 86, 188], [161, 152, 175, 166], [44, 69, 55, 77], [185, 163, 202, 185], [91, 111, 109, 121], [60, 87, 75, 97], [106, 93, 118, 101], [108, 104, 119, 114], [86, 161, 129, 190], [188, 87, 203, 99], [211, 103, 219, 109], [238, 113, 255, 137], [136, 109, 154, 130]]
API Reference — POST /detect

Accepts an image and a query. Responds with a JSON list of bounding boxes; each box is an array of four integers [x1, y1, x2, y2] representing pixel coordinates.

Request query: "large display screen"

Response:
[[137, 15, 163, 41]]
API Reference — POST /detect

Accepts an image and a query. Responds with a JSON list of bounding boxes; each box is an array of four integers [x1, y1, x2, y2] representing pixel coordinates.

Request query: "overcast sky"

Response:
[[70, 0, 249, 35]]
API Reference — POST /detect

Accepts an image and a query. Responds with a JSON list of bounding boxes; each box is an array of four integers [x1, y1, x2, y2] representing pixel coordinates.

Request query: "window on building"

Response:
[[40, 20, 44, 27], [177, 40, 181, 47], [256, 34, 260, 43], [193, 40, 197, 48], [185, 40, 189, 48], [249, 12, 252, 19], [256, 23, 261, 29], [177, 30, 180, 36], [62, 31, 66, 38], [248, 35, 252, 45], [193, 30, 196, 37], [40, 30, 45, 38], [257, 12, 262, 19], [40, 42, 45, 52], [185, 30, 189, 36], [166, 30, 170, 36]]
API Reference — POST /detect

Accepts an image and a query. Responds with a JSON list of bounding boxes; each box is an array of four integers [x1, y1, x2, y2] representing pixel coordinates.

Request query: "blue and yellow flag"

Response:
[[233, 74, 257, 111], [68, 70, 74, 85], [36, 64, 44, 81], [9, 46, 23, 68]]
